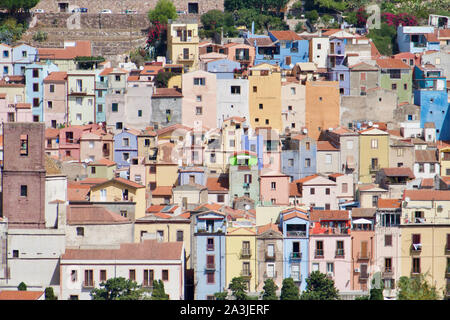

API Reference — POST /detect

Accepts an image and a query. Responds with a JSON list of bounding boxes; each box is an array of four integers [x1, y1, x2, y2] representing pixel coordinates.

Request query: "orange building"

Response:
[[304, 81, 340, 140]]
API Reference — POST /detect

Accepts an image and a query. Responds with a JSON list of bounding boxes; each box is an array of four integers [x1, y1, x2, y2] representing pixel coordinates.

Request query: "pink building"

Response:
[[327, 173, 354, 204], [224, 42, 255, 69], [80, 131, 104, 162], [309, 210, 352, 293], [256, 127, 281, 172], [0, 93, 32, 124], [59, 125, 83, 161], [43, 71, 67, 128], [292, 174, 339, 210], [181, 70, 217, 130], [259, 169, 290, 205]]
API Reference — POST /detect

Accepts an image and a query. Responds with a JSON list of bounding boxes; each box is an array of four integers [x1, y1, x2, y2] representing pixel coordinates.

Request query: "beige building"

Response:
[[167, 22, 199, 72]]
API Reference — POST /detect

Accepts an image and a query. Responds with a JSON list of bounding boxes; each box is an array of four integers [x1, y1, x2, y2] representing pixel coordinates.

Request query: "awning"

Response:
[[346, 155, 355, 169], [353, 218, 373, 224]]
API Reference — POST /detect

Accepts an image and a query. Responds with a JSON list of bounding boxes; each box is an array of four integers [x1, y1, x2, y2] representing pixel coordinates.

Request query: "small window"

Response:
[[49, 84, 55, 92], [112, 103, 118, 112], [100, 270, 107, 282], [138, 110, 142, 117], [193, 77, 205, 86], [129, 269, 136, 281], [20, 135, 28, 155], [91, 167, 96, 174], [162, 269, 169, 281], [231, 86, 241, 94], [76, 227, 84, 236], [47, 101, 53, 109], [259, 103, 263, 110], [385, 235, 392, 246], [176, 230, 183, 242], [196, 106, 202, 115], [20, 185, 27, 197], [115, 75, 121, 81], [196, 95, 202, 102], [271, 182, 276, 190], [310, 188, 315, 195], [12, 250, 19, 258], [33, 83, 39, 92], [32, 68, 39, 78], [253, 86, 257, 92], [116, 122, 123, 130]]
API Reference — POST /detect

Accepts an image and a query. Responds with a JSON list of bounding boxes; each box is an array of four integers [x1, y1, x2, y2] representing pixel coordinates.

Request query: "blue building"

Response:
[[193, 210, 227, 300], [95, 71, 108, 123], [281, 134, 317, 180], [113, 129, 138, 168], [245, 30, 309, 70], [279, 207, 310, 292], [12, 44, 38, 75], [413, 64, 450, 140], [206, 59, 240, 79], [24, 61, 58, 122], [397, 25, 440, 54], [179, 166, 206, 185], [328, 37, 350, 95], [242, 132, 264, 170]]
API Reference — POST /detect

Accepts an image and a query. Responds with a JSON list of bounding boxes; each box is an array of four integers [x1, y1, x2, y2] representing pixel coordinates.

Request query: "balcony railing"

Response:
[[286, 231, 307, 237], [335, 249, 345, 257], [241, 270, 252, 278], [315, 249, 324, 258], [359, 273, 369, 280], [290, 252, 302, 260], [411, 244, 422, 253], [369, 165, 380, 172], [382, 267, 394, 277], [263, 271, 277, 279], [205, 263, 216, 271], [292, 274, 302, 283], [235, 55, 250, 62], [357, 252, 370, 260], [178, 53, 195, 61], [82, 281, 95, 288], [207, 244, 214, 251], [240, 248, 252, 258], [243, 183, 250, 189], [265, 251, 276, 261], [70, 87, 88, 95]]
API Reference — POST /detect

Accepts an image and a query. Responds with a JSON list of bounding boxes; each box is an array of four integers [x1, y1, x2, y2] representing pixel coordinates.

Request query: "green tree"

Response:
[[397, 274, 440, 300], [294, 21, 304, 32], [305, 10, 319, 24], [200, 10, 237, 39], [147, 0, 178, 24], [90, 277, 146, 300], [155, 71, 175, 88], [214, 291, 228, 300], [45, 287, 57, 300], [0, 0, 40, 13], [280, 278, 299, 300], [228, 277, 248, 300], [355, 295, 369, 300], [314, 0, 348, 13], [367, 22, 397, 56], [262, 278, 278, 300], [369, 275, 384, 300], [300, 271, 339, 300], [151, 279, 170, 300], [17, 282, 27, 291]]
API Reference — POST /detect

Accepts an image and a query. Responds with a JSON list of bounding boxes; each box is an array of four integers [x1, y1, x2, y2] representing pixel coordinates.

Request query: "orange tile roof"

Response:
[[293, 174, 319, 184], [310, 210, 349, 221], [403, 190, 450, 201], [381, 167, 415, 178], [38, 41, 91, 60], [377, 198, 402, 209], [0, 291, 44, 300], [289, 181, 302, 197], [45, 128, 59, 138], [15, 103, 31, 109], [438, 29, 450, 38], [194, 203, 223, 211], [415, 150, 438, 163], [206, 176, 229, 192], [317, 140, 338, 151], [151, 186, 173, 196], [152, 88, 183, 98], [146, 205, 166, 213], [283, 211, 309, 221], [67, 182, 90, 201], [224, 116, 246, 123], [61, 239, 183, 261], [421, 178, 434, 188], [257, 223, 282, 235], [67, 205, 130, 225], [127, 75, 140, 81], [88, 158, 116, 167], [376, 58, 410, 69], [44, 71, 67, 82], [157, 123, 192, 136], [270, 30, 303, 41]]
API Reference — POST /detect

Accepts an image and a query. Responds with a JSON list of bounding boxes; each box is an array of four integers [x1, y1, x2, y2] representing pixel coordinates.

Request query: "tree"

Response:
[[280, 278, 299, 300], [0, 0, 40, 13], [367, 22, 397, 56], [214, 291, 228, 300], [151, 279, 169, 300], [314, 0, 348, 13], [147, 0, 178, 24], [228, 277, 248, 300], [200, 10, 237, 39], [261, 278, 278, 300], [305, 10, 319, 24], [300, 271, 339, 300], [294, 21, 304, 32], [17, 282, 27, 291], [155, 71, 175, 88], [90, 277, 146, 300], [397, 274, 440, 300], [368, 275, 384, 300], [45, 287, 57, 300]]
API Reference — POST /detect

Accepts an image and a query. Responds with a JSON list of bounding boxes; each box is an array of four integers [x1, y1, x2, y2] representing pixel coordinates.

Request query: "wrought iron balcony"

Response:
[[382, 267, 394, 277], [263, 271, 277, 279], [357, 252, 370, 260], [290, 252, 302, 260], [235, 55, 250, 62], [286, 231, 307, 237], [315, 249, 324, 258], [205, 263, 216, 272], [335, 249, 345, 257], [369, 164, 380, 173], [240, 248, 252, 259]]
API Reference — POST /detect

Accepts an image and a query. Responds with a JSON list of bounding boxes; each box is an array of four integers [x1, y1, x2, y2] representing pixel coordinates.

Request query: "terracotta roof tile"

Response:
[[88, 158, 116, 167], [377, 198, 402, 209], [194, 203, 223, 211], [152, 88, 183, 98], [44, 71, 67, 82], [257, 223, 282, 235], [289, 181, 302, 197], [38, 41, 91, 60], [381, 167, 415, 178], [0, 291, 44, 300], [283, 211, 309, 221], [206, 176, 229, 192], [270, 30, 303, 41], [151, 186, 173, 196], [67, 205, 130, 225], [421, 178, 434, 188], [317, 140, 338, 151], [246, 37, 275, 47], [310, 210, 349, 221], [67, 182, 91, 201], [61, 240, 183, 261], [415, 150, 438, 163], [376, 58, 410, 69], [403, 190, 450, 201], [45, 128, 59, 138]]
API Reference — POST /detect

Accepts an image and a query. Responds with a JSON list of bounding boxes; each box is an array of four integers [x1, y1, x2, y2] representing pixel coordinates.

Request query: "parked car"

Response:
[[34, 9, 45, 13], [123, 9, 137, 14], [100, 9, 112, 14]]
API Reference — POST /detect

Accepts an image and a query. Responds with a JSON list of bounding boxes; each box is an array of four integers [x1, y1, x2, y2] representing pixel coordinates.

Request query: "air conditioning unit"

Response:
[[354, 268, 360, 273]]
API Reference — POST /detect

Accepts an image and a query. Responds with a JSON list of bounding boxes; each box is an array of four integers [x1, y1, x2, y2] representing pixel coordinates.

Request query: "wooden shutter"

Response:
[[412, 234, 421, 244], [361, 241, 368, 257]]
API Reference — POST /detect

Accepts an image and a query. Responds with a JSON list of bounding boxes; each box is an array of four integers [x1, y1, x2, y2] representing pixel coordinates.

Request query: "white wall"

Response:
[[45, 175, 67, 228]]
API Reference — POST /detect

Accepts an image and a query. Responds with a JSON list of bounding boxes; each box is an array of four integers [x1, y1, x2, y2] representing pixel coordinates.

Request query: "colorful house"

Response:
[[438, 144, 450, 176], [151, 88, 183, 128], [87, 158, 117, 180], [376, 58, 412, 104], [12, 44, 38, 76], [67, 70, 96, 125], [113, 129, 139, 168], [216, 78, 249, 128], [43, 71, 67, 128], [167, 22, 199, 72], [397, 26, 440, 54], [37, 41, 92, 72], [228, 151, 260, 205], [358, 127, 390, 183], [281, 133, 317, 181], [226, 226, 257, 294], [309, 210, 352, 294], [279, 207, 310, 292], [259, 169, 290, 206], [192, 210, 227, 300]]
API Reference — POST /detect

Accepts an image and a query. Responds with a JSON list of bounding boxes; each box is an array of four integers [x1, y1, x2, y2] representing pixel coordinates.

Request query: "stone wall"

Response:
[[33, 0, 223, 15], [34, 13, 150, 29]]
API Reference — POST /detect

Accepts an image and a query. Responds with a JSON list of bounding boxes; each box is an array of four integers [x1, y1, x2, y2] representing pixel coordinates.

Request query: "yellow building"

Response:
[[87, 158, 117, 180], [358, 127, 389, 183], [165, 64, 184, 89], [167, 22, 199, 72], [134, 211, 193, 268], [89, 177, 146, 220], [438, 146, 450, 176], [225, 225, 258, 293], [137, 129, 157, 159], [248, 63, 282, 131]]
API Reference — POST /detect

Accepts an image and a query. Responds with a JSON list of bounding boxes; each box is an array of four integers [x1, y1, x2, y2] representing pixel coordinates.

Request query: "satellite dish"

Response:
[[368, 121, 373, 127], [244, 204, 250, 210], [139, 66, 144, 70], [4, 77, 9, 82]]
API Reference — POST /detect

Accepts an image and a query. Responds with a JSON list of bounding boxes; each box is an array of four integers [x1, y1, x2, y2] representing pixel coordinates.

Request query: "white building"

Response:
[[216, 78, 249, 128], [59, 240, 185, 300]]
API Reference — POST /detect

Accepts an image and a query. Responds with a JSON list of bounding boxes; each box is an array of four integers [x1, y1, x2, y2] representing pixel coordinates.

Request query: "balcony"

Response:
[[178, 53, 195, 62], [357, 252, 370, 260], [411, 269, 421, 277], [70, 87, 88, 95], [382, 267, 394, 277], [82, 281, 95, 289], [292, 274, 302, 283], [205, 263, 216, 272], [290, 252, 302, 260], [263, 271, 277, 279], [369, 164, 380, 173], [240, 270, 252, 278], [235, 55, 250, 62], [265, 251, 276, 261], [315, 249, 324, 258], [286, 231, 307, 237], [242, 183, 250, 189], [359, 273, 369, 281], [335, 249, 345, 258], [96, 81, 108, 89], [240, 248, 252, 259]]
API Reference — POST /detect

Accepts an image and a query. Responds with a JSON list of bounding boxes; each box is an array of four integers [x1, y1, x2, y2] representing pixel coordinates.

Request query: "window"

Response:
[[253, 86, 257, 92], [325, 188, 330, 195], [20, 185, 27, 197], [372, 195, 378, 207], [326, 262, 334, 275], [259, 103, 263, 110], [33, 98, 39, 107], [371, 139, 378, 149], [70, 270, 77, 282], [231, 86, 241, 94], [76, 113, 82, 121], [207, 238, 214, 251], [123, 152, 130, 161], [115, 75, 121, 81], [229, 139, 235, 147], [418, 163, 424, 173], [360, 72, 366, 81], [389, 69, 401, 79], [193, 77, 205, 85], [112, 103, 118, 112], [207, 272, 215, 284], [316, 241, 324, 257], [20, 134, 28, 156], [47, 101, 53, 109], [217, 194, 225, 203], [49, 84, 55, 92], [143, 269, 154, 287], [265, 119, 269, 125], [162, 269, 169, 281], [291, 87, 296, 95], [196, 95, 202, 102], [288, 158, 294, 167], [317, 43, 322, 50], [430, 163, 435, 173], [412, 258, 420, 274], [98, 104, 103, 113], [129, 269, 136, 281], [271, 182, 276, 190], [305, 158, 311, 167], [404, 83, 407, 90], [310, 188, 315, 195], [120, 210, 127, 218], [336, 241, 344, 256], [255, 118, 259, 123], [12, 250, 19, 258], [385, 257, 392, 272], [116, 122, 123, 130], [339, 74, 344, 81], [98, 90, 103, 98], [196, 107, 202, 115], [138, 110, 142, 117], [100, 270, 107, 282], [76, 227, 84, 236], [392, 83, 397, 90], [325, 154, 332, 164], [342, 183, 348, 193], [123, 138, 129, 147], [385, 235, 392, 246], [84, 270, 93, 287], [32, 68, 39, 78]]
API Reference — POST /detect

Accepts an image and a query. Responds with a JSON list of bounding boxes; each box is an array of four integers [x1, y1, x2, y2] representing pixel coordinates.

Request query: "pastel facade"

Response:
[[151, 88, 183, 128], [397, 26, 439, 54], [225, 43, 255, 69], [167, 22, 199, 72], [43, 71, 67, 128], [113, 130, 138, 168], [259, 171, 290, 206], [358, 128, 390, 184], [216, 78, 249, 128], [281, 135, 317, 181], [281, 80, 305, 131], [67, 71, 96, 125], [12, 44, 38, 76], [377, 58, 412, 104], [0, 44, 13, 77]]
